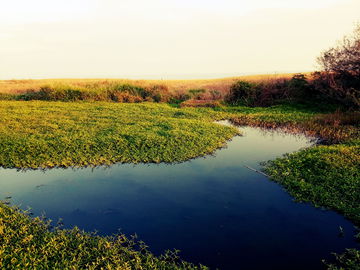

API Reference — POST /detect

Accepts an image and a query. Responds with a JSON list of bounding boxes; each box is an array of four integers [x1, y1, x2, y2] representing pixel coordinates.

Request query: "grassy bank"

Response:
[[238, 110, 360, 269], [0, 101, 238, 169], [264, 141, 360, 269], [265, 142, 360, 224], [0, 203, 207, 270]]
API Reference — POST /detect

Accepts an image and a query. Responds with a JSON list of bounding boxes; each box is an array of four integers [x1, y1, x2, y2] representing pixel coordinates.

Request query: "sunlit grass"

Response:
[[0, 100, 358, 268], [0, 101, 238, 169], [265, 141, 360, 224], [0, 202, 207, 270]]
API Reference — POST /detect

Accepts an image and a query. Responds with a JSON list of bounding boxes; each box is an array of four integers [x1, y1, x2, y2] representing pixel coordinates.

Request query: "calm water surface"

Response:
[[0, 122, 357, 269]]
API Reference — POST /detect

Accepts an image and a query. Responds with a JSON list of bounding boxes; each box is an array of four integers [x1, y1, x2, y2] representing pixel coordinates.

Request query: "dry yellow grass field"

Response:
[[0, 73, 302, 94]]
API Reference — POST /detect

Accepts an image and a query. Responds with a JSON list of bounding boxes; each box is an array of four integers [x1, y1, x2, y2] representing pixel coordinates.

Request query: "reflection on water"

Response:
[[0, 123, 357, 270]]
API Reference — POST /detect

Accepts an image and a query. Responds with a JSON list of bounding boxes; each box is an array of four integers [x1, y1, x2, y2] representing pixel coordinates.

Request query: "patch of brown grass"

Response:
[[231, 111, 359, 144], [180, 99, 221, 108], [0, 73, 300, 94]]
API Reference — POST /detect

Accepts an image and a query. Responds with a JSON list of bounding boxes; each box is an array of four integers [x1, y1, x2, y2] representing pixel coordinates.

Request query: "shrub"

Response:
[[145, 84, 171, 102], [209, 90, 223, 100], [311, 71, 360, 108], [16, 83, 170, 103], [0, 93, 16, 100], [188, 89, 206, 100], [254, 79, 289, 106], [287, 74, 313, 100], [169, 90, 191, 105], [315, 23, 360, 108], [18, 86, 96, 101], [225, 81, 260, 106]]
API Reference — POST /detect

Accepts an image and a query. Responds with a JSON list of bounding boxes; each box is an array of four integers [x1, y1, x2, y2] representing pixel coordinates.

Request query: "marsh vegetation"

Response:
[[0, 24, 359, 270]]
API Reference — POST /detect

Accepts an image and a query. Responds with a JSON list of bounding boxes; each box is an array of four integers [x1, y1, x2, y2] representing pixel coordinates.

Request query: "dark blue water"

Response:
[[0, 123, 357, 269]]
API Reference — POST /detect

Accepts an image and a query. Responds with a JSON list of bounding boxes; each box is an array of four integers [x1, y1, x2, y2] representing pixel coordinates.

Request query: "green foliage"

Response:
[[188, 89, 206, 100], [0, 203, 207, 270], [287, 74, 313, 100], [265, 143, 360, 224], [225, 81, 259, 106], [325, 235, 360, 270], [0, 93, 17, 101], [0, 100, 359, 267], [0, 101, 237, 169], [16, 83, 171, 103], [225, 73, 355, 108]]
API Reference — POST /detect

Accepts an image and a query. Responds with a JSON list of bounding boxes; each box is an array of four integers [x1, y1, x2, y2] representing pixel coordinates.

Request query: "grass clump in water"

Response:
[[264, 142, 360, 224], [0, 101, 238, 169], [0, 203, 207, 270]]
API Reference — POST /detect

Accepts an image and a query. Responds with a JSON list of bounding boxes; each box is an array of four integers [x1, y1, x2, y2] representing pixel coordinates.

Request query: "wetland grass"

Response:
[[0, 100, 358, 269], [0, 202, 207, 270], [0, 101, 238, 169]]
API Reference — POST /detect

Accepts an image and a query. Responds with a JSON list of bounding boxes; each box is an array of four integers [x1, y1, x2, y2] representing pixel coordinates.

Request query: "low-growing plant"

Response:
[[0, 202, 207, 269], [0, 101, 237, 169], [264, 142, 360, 224], [0, 100, 359, 268]]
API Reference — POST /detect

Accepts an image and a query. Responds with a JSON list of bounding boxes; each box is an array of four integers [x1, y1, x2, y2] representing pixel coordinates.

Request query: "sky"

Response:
[[0, 0, 359, 79]]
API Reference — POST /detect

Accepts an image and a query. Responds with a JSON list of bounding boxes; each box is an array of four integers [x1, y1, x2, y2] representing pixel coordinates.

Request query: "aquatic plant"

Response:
[[0, 202, 207, 269], [0, 100, 358, 268], [264, 142, 360, 224], [0, 101, 237, 169]]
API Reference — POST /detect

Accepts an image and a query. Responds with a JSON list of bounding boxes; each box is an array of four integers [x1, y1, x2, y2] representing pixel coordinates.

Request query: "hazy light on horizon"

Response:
[[0, 0, 359, 79]]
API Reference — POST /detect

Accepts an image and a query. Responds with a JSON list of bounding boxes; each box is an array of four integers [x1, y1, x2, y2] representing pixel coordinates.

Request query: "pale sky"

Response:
[[0, 0, 359, 79]]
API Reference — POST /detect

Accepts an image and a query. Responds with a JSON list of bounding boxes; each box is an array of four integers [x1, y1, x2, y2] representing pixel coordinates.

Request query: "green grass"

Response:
[[264, 143, 360, 269], [0, 100, 359, 268], [0, 203, 207, 270], [264, 141, 360, 224], [325, 239, 360, 270], [0, 101, 238, 169], [1, 101, 334, 169]]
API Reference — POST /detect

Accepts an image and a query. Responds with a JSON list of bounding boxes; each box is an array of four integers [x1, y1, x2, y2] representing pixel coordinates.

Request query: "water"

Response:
[[0, 122, 357, 269]]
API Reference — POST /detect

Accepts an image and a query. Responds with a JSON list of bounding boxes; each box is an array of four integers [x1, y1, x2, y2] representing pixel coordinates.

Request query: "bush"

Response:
[[188, 89, 206, 100], [0, 93, 16, 100], [18, 86, 97, 101], [15, 83, 172, 103], [315, 23, 360, 108], [287, 74, 313, 100], [225, 74, 342, 107], [312, 71, 360, 108], [145, 84, 171, 102], [225, 81, 260, 106], [169, 90, 191, 105]]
